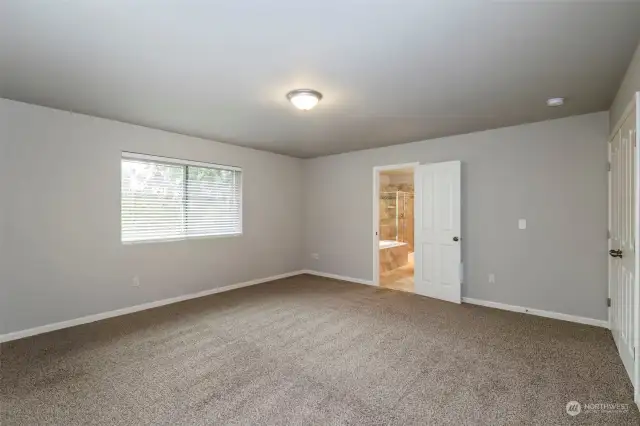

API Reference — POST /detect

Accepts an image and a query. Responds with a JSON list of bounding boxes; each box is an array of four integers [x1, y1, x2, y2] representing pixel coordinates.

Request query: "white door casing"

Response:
[[636, 93, 640, 407], [414, 161, 461, 303], [609, 100, 637, 389]]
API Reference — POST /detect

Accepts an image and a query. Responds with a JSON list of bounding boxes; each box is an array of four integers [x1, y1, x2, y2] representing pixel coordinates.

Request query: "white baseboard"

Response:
[[462, 297, 609, 329], [301, 272, 608, 329], [302, 270, 375, 286], [1, 271, 609, 343], [0, 270, 305, 344]]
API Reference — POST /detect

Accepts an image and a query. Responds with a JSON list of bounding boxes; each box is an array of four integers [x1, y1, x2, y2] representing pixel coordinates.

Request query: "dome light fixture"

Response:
[[287, 89, 322, 111], [546, 97, 565, 107]]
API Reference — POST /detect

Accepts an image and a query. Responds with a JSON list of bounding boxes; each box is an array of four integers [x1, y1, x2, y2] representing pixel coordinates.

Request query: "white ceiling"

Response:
[[1, 1, 639, 158]]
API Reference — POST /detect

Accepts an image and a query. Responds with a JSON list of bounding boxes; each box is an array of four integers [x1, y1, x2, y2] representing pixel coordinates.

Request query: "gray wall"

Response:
[[304, 112, 609, 321], [0, 99, 304, 334], [0, 98, 612, 333], [611, 41, 640, 131]]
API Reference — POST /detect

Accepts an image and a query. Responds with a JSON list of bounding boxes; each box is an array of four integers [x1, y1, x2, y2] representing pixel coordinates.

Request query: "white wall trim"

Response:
[[302, 272, 608, 328], [0, 270, 610, 342], [302, 270, 375, 286], [462, 297, 609, 329], [0, 270, 305, 343]]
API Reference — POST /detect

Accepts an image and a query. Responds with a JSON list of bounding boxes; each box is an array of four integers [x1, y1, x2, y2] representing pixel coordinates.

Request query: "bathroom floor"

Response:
[[380, 257, 414, 293]]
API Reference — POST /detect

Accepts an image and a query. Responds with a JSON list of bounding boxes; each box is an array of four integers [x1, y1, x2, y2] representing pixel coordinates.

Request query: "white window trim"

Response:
[[122, 232, 242, 245], [121, 152, 243, 244], [122, 152, 241, 172]]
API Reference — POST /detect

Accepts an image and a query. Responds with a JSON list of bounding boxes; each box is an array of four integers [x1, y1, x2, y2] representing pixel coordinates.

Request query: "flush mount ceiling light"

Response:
[[546, 97, 565, 107], [286, 89, 322, 111]]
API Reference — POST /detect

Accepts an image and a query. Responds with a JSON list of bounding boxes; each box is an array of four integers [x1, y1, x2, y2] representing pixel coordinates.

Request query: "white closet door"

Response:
[[610, 101, 637, 388], [414, 161, 461, 303]]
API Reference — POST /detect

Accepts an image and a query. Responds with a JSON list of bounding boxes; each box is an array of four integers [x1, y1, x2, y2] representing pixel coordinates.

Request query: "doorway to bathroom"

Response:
[[373, 163, 418, 293]]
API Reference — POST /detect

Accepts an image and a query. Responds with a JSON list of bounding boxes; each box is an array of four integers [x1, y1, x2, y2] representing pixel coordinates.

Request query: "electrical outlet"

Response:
[[132, 275, 140, 287], [311, 253, 320, 260], [488, 273, 495, 284]]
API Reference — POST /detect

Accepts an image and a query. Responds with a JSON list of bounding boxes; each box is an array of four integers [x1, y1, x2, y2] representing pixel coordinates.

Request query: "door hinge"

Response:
[[607, 162, 611, 172], [607, 229, 611, 239], [607, 297, 611, 308]]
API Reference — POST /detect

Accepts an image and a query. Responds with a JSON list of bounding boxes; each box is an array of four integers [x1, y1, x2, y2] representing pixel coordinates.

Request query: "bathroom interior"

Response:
[[379, 168, 414, 292]]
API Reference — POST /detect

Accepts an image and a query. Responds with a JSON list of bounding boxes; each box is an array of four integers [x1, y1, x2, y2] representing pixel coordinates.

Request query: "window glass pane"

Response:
[[121, 159, 185, 242], [186, 166, 242, 237], [121, 154, 242, 243]]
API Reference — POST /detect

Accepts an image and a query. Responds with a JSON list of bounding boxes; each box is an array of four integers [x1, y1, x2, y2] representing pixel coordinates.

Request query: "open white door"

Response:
[[414, 161, 461, 303], [609, 92, 638, 396]]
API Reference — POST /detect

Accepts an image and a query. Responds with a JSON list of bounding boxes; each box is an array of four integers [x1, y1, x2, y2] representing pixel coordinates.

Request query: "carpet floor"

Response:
[[1, 275, 638, 425]]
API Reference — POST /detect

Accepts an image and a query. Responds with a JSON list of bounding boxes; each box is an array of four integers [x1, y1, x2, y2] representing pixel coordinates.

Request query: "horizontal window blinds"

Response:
[[121, 154, 242, 243]]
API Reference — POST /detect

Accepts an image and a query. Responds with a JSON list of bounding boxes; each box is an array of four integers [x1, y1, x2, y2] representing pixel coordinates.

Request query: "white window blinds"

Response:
[[121, 153, 242, 243]]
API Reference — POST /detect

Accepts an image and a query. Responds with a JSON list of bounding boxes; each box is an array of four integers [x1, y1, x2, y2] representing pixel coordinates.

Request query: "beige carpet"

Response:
[[1, 274, 638, 425]]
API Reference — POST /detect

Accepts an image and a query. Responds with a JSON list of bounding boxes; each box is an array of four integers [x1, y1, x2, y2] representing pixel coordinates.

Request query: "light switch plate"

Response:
[[518, 219, 527, 230]]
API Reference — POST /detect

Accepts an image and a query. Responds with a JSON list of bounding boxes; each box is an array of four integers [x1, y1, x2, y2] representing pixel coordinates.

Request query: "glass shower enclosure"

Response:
[[379, 191, 414, 251]]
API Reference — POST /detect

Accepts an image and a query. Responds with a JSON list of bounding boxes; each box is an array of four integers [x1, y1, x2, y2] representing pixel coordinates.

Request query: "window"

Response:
[[121, 153, 242, 243]]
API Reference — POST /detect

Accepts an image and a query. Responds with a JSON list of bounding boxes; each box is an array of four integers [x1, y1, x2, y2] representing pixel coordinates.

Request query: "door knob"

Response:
[[609, 249, 623, 258], [453, 236, 459, 242]]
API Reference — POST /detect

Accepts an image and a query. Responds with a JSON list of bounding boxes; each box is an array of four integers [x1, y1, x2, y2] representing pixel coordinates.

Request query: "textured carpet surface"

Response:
[[1, 275, 638, 425]]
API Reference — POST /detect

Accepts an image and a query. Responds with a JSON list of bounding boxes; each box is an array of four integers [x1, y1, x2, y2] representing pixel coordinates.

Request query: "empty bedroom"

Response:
[[2, 1, 640, 425]]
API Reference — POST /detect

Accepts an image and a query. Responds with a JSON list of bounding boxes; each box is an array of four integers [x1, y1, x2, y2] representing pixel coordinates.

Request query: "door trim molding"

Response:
[[634, 92, 640, 407], [372, 162, 419, 287], [463, 297, 609, 329], [609, 91, 640, 142]]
